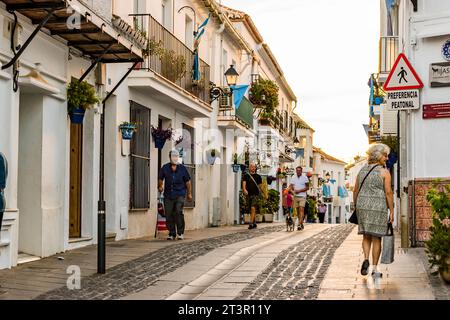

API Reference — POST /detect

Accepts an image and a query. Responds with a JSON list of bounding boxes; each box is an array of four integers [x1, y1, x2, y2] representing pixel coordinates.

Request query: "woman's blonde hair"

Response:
[[366, 143, 390, 163]]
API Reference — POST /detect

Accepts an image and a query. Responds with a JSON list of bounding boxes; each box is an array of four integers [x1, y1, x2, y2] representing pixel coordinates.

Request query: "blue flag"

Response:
[[230, 85, 249, 109], [192, 14, 211, 81]]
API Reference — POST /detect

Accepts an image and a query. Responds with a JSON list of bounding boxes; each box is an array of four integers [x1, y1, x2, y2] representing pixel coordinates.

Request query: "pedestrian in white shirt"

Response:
[[289, 166, 310, 230]]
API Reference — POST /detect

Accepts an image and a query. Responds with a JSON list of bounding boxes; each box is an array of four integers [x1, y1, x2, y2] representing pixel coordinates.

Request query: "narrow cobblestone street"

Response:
[[1, 222, 446, 301]]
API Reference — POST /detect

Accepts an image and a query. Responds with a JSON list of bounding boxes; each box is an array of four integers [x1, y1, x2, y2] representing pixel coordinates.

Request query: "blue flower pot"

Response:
[[154, 137, 166, 149], [374, 97, 383, 105], [120, 124, 136, 140], [232, 164, 241, 173], [69, 107, 85, 124]]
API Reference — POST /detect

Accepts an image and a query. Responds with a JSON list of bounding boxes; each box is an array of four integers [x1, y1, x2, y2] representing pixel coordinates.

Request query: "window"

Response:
[[161, 0, 172, 30], [185, 15, 194, 49], [130, 101, 151, 209], [182, 124, 196, 208], [222, 49, 228, 86]]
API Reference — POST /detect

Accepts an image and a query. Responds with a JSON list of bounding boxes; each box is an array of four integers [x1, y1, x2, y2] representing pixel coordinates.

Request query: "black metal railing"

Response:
[[379, 36, 399, 74], [218, 96, 254, 129], [130, 14, 211, 104]]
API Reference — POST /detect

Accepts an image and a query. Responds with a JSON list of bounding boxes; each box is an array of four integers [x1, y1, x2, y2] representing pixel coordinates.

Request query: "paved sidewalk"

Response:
[[0, 223, 282, 300], [317, 227, 443, 300], [122, 223, 334, 300]]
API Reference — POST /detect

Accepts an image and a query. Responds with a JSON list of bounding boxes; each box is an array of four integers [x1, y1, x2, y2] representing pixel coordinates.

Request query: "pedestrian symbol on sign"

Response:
[[398, 67, 408, 83], [383, 53, 423, 91]]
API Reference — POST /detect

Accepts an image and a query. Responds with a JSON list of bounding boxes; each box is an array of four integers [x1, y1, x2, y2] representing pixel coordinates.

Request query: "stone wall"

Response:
[[411, 178, 450, 246]]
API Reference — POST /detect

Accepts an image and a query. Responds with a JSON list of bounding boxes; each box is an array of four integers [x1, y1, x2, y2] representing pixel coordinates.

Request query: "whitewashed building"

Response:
[[312, 147, 348, 224], [0, 0, 143, 269], [375, 0, 450, 246]]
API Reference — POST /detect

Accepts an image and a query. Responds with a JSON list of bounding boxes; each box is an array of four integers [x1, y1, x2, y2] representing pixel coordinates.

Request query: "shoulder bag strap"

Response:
[[247, 173, 263, 195], [355, 164, 379, 206]]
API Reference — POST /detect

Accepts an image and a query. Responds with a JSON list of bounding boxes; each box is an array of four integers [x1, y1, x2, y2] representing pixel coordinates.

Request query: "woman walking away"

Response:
[[353, 143, 394, 279]]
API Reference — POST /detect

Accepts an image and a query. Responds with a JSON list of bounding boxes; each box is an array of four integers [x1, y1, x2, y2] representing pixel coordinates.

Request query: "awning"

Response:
[[1, 0, 143, 66]]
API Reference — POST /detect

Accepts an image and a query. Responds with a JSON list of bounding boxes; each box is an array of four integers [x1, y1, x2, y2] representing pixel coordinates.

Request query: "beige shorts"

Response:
[[294, 196, 307, 208]]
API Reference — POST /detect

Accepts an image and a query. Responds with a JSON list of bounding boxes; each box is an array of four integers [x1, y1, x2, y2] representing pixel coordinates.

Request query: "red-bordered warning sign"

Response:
[[383, 53, 424, 91]]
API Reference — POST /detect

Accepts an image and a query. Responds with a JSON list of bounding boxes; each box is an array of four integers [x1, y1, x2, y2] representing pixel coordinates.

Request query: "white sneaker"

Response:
[[167, 235, 175, 240], [177, 234, 184, 240]]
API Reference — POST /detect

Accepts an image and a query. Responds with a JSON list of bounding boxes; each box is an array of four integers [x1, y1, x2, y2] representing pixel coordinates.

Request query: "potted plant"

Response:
[[249, 79, 279, 114], [151, 126, 173, 149], [67, 79, 100, 124], [306, 197, 318, 223], [239, 191, 251, 224], [160, 49, 187, 82], [119, 121, 138, 140], [264, 189, 280, 223], [425, 182, 450, 283]]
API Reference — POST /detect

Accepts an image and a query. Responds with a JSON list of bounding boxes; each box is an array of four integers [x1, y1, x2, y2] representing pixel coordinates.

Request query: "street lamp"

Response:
[[210, 65, 239, 102]]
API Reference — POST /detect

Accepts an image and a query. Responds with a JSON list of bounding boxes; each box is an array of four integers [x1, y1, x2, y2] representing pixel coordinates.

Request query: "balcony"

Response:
[[130, 14, 210, 105], [379, 36, 399, 77], [218, 96, 254, 130]]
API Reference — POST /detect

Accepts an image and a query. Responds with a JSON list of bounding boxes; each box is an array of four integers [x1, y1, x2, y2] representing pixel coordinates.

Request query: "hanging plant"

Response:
[[151, 126, 173, 149], [119, 121, 138, 140], [249, 79, 279, 113], [67, 79, 100, 124]]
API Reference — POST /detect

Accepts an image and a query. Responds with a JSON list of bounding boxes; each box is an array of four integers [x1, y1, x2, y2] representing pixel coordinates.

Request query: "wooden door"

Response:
[[69, 123, 83, 238]]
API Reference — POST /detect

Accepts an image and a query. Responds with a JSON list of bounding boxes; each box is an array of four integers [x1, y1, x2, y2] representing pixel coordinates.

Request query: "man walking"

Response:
[[242, 163, 264, 230], [158, 149, 192, 240], [0, 152, 7, 231], [290, 166, 310, 231]]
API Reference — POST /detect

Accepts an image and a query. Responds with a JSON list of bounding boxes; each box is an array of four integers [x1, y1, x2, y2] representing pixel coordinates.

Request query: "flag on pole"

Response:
[[192, 14, 211, 81], [230, 85, 249, 109]]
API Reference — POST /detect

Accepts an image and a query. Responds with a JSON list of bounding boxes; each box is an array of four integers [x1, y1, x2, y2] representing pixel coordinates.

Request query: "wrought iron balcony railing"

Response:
[[130, 14, 210, 104], [218, 96, 254, 129]]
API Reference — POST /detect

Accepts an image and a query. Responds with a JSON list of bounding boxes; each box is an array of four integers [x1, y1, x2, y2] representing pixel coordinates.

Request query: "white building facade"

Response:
[[375, 0, 450, 246], [312, 147, 348, 224]]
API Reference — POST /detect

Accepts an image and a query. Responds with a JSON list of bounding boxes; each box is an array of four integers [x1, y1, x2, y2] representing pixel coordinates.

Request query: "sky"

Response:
[[221, 0, 380, 163]]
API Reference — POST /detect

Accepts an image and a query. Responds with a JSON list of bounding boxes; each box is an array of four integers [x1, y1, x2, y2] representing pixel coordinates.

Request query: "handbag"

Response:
[[157, 194, 165, 217], [349, 164, 379, 224], [381, 223, 395, 264]]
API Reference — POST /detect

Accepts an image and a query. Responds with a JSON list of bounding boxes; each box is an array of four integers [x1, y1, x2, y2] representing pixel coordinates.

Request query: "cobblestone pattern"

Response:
[[236, 224, 355, 300], [35, 225, 285, 300]]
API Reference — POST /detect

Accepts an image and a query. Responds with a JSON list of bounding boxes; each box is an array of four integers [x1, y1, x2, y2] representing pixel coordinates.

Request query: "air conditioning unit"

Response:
[[219, 89, 231, 108]]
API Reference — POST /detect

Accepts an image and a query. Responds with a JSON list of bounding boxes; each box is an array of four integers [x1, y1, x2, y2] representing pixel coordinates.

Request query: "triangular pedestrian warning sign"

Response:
[[383, 53, 424, 91]]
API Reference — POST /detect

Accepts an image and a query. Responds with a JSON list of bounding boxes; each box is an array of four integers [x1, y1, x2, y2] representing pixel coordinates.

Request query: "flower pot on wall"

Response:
[[255, 215, 263, 223], [373, 96, 383, 105], [244, 214, 252, 224], [120, 124, 137, 140], [264, 213, 274, 223], [154, 137, 167, 149], [69, 107, 86, 124], [232, 164, 241, 173]]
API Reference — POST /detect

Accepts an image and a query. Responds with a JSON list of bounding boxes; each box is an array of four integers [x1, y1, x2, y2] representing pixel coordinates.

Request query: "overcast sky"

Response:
[[221, 0, 380, 163]]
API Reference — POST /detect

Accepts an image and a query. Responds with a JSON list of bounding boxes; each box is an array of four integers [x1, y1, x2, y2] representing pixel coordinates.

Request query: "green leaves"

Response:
[[425, 182, 450, 273], [250, 79, 279, 114], [67, 79, 100, 111]]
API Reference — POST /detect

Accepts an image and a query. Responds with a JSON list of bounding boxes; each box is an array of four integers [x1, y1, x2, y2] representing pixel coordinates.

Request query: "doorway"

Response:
[[69, 123, 83, 238]]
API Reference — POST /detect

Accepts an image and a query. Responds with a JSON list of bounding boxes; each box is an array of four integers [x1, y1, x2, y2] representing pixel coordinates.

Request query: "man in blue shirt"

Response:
[[0, 152, 7, 230], [158, 149, 192, 240]]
